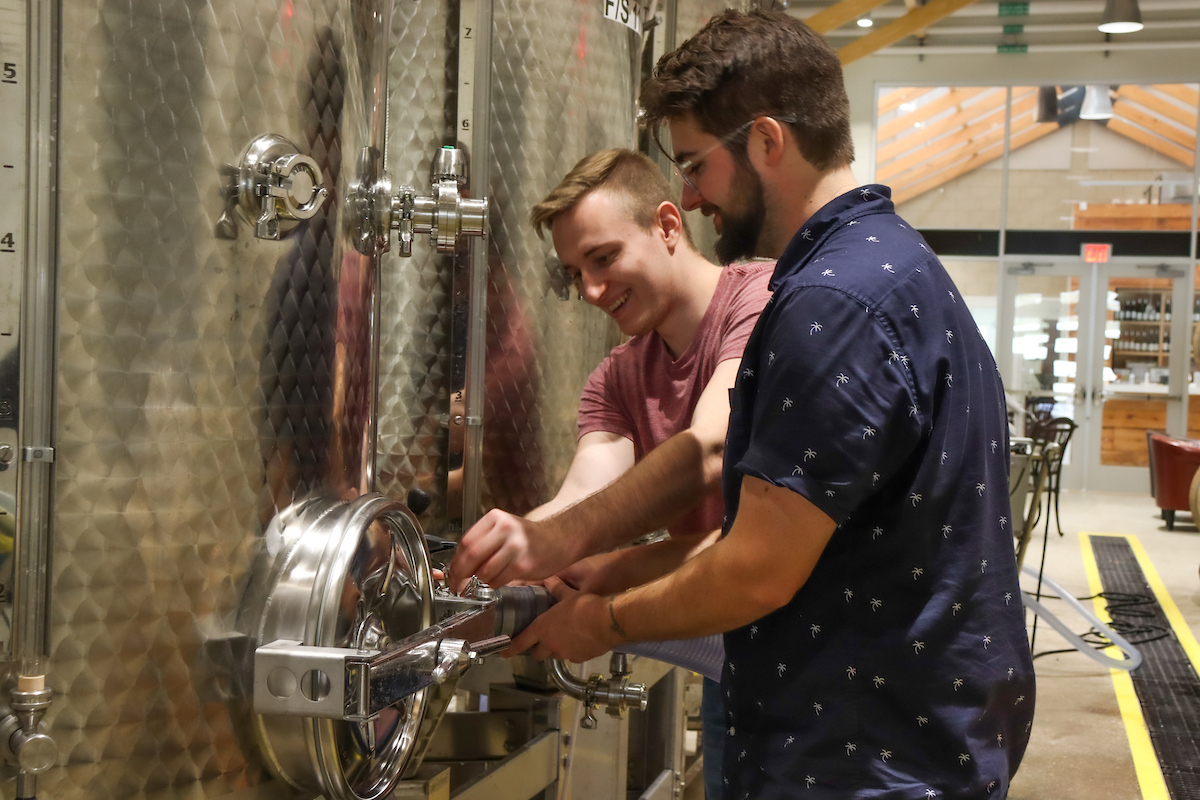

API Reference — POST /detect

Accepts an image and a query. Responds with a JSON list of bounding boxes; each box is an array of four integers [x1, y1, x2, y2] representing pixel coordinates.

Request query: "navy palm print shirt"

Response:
[[720, 186, 1035, 800]]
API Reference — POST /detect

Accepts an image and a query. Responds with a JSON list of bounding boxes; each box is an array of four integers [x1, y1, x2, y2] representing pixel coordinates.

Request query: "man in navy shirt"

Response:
[[509, 9, 1035, 799]]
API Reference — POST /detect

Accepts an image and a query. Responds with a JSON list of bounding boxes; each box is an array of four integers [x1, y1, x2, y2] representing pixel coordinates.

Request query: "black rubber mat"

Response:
[[1090, 535, 1200, 800]]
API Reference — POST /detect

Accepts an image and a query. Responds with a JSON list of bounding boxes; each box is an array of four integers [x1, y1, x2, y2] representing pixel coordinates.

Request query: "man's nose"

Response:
[[581, 274, 606, 305], [680, 181, 704, 212]]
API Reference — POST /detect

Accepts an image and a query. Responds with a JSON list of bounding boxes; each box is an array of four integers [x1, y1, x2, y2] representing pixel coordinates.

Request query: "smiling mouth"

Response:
[[607, 290, 630, 314]]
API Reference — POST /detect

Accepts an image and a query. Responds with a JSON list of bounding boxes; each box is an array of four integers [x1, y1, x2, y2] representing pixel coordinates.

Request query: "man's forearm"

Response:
[[507, 477, 836, 663], [562, 531, 718, 595], [609, 477, 838, 643], [608, 532, 783, 642], [546, 431, 713, 555]]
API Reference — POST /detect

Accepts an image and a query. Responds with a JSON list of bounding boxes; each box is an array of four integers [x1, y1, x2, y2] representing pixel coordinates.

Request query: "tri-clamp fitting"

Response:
[[389, 147, 488, 257], [547, 653, 648, 729], [0, 675, 58, 800], [233, 134, 330, 240]]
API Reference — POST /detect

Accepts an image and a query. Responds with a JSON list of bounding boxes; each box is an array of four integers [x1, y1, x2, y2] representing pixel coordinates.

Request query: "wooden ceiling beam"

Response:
[[903, 0, 929, 39], [1106, 118, 1195, 167], [1113, 100, 1196, 151], [878, 86, 991, 141], [880, 94, 1038, 184], [805, 0, 895, 34], [890, 112, 1040, 192], [1115, 86, 1198, 132], [1150, 83, 1200, 110], [840, 0, 983, 65], [878, 87, 929, 117], [878, 97, 1002, 164], [893, 121, 1058, 204], [878, 88, 1034, 164]]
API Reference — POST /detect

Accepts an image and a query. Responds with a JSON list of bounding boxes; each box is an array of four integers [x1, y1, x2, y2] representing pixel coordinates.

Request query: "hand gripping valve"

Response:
[[254, 582, 646, 725], [484, 584, 648, 729]]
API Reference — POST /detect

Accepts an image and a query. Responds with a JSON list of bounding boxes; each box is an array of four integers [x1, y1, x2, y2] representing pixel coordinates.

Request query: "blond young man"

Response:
[[449, 149, 772, 799], [450, 149, 771, 597]]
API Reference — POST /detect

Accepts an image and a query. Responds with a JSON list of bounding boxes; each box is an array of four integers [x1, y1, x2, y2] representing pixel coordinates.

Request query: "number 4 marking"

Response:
[[0, 233, 14, 253]]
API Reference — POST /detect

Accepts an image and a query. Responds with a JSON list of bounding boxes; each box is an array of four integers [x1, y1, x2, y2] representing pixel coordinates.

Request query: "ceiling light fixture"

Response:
[[857, 15, 873, 27], [1079, 85, 1114, 120], [1098, 0, 1144, 34]]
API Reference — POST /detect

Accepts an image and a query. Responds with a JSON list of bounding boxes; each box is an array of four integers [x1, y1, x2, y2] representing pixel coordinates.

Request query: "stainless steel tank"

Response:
[[0, 0, 660, 796]]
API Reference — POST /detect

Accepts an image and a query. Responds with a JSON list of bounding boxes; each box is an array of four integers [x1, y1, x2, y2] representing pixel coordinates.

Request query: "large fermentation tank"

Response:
[[0, 0, 659, 796]]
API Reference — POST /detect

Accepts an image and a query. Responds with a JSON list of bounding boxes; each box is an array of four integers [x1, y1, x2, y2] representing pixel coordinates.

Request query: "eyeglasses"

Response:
[[666, 114, 798, 192]]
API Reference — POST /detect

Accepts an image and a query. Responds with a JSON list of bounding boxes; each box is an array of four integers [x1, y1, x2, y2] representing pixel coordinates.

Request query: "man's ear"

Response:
[[749, 116, 788, 169], [656, 201, 685, 250]]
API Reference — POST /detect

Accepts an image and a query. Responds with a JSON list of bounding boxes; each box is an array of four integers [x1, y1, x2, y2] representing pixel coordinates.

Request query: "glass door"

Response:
[[998, 259, 1194, 492], [1086, 262, 1193, 492], [998, 261, 1094, 491]]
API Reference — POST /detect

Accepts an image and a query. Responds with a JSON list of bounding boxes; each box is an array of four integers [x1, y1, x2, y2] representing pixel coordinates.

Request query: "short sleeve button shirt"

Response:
[[720, 186, 1035, 800]]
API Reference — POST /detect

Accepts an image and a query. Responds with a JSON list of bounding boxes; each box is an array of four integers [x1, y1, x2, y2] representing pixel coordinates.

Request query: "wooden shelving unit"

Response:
[[1111, 286, 1175, 367], [1101, 281, 1188, 467]]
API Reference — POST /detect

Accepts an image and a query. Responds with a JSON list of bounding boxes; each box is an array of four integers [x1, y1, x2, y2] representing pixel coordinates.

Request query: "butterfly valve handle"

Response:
[[389, 146, 487, 257]]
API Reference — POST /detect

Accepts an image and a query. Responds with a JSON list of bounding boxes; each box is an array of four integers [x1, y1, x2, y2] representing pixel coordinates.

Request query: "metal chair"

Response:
[[1023, 395, 1056, 435], [1027, 416, 1076, 538], [1013, 442, 1056, 571]]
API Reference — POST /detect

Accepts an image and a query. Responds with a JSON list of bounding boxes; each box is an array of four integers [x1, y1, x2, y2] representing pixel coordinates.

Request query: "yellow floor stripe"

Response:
[[1077, 532, 1169, 800]]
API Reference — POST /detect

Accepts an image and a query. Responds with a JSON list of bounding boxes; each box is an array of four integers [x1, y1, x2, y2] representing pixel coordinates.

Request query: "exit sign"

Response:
[[1083, 243, 1111, 263]]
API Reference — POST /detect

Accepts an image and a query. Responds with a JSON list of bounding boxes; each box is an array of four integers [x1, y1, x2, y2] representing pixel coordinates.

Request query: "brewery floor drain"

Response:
[[1090, 535, 1200, 800]]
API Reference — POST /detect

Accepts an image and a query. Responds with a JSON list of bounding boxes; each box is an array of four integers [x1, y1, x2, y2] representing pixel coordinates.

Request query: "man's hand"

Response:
[[448, 509, 582, 592], [505, 577, 622, 662], [554, 552, 616, 594]]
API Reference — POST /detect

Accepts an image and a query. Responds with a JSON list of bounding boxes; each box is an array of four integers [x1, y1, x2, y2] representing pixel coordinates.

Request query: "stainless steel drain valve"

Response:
[[233, 133, 330, 240], [388, 146, 488, 256]]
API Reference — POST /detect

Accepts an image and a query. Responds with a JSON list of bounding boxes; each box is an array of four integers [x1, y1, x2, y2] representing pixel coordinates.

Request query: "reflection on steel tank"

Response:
[[482, 262, 546, 515], [259, 26, 343, 523]]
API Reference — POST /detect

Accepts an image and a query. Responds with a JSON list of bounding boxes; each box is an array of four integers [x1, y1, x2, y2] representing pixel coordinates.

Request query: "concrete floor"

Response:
[[683, 489, 1199, 799], [1008, 489, 1200, 800]]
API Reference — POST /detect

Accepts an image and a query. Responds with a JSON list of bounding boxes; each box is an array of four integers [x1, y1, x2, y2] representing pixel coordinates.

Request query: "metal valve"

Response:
[[234, 134, 329, 240], [1, 675, 59, 799], [389, 146, 488, 257], [547, 655, 649, 730]]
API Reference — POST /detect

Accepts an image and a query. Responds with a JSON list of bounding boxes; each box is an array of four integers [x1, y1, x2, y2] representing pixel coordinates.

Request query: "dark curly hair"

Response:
[[640, 9, 853, 171]]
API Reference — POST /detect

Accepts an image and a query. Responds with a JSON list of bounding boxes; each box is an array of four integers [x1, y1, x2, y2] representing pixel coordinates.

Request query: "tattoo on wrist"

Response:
[[608, 596, 629, 640]]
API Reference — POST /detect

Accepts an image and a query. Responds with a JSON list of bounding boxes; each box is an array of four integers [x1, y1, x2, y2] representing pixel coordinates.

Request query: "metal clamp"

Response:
[[547, 654, 649, 729], [233, 134, 329, 240], [22, 446, 53, 463]]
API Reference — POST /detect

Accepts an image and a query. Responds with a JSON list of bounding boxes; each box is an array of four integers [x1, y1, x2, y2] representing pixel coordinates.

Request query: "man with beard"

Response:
[[503, 9, 1035, 800]]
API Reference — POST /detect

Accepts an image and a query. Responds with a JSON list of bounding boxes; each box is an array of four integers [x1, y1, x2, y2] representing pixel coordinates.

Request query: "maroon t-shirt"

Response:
[[577, 262, 774, 536]]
